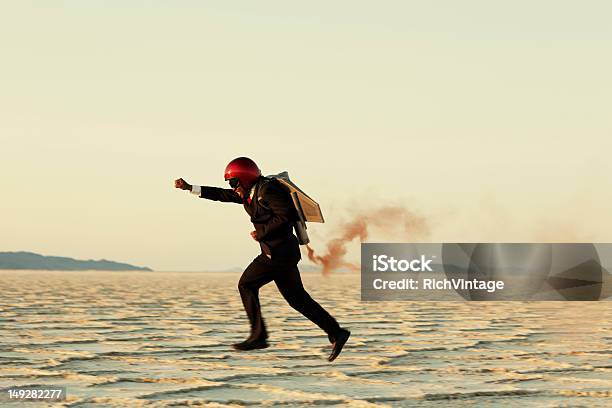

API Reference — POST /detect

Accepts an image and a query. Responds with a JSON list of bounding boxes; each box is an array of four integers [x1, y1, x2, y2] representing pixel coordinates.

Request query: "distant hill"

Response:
[[0, 251, 152, 271]]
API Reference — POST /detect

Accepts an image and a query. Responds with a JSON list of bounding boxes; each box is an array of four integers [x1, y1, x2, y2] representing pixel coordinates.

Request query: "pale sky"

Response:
[[1, 1, 611, 271]]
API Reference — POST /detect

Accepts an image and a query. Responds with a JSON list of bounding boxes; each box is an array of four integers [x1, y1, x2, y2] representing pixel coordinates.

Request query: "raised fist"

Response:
[[174, 178, 192, 191]]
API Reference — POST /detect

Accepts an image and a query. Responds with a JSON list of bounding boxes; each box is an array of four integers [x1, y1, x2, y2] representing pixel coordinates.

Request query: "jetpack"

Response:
[[266, 172, 324, 245]]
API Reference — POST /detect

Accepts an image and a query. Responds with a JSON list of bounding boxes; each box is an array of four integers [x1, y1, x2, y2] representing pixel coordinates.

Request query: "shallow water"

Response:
[[0, 270, 610, 407]]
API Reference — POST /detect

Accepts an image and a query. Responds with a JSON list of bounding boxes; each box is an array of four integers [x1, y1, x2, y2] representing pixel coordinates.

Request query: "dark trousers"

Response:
[[238, 253, 341, 342]]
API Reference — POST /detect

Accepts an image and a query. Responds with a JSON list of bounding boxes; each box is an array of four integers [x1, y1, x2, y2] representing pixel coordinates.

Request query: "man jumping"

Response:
[[175, 157, 350, 361]]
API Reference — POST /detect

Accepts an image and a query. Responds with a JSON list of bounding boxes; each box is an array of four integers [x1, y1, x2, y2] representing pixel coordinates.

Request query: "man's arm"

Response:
[[256, 182, 295, 240], [175, 178, 242, 204], [200, 186, 242, 203]]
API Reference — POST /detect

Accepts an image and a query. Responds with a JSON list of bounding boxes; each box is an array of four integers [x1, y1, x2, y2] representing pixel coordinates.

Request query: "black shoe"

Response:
[[328, 328, 350, 362], [232, 338, 269, 351]]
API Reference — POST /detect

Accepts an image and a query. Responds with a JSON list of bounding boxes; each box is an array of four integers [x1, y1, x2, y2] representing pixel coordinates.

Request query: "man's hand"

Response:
[[174, 178, 192, 191], [250, 231, 258, 241]]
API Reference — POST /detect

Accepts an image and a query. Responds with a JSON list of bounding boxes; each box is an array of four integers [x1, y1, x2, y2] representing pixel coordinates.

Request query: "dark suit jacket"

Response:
[[199, 177, 301, 260]]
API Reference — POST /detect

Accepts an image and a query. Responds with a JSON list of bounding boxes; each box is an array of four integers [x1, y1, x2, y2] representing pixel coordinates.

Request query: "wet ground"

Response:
[[0, 270, 610, 407]]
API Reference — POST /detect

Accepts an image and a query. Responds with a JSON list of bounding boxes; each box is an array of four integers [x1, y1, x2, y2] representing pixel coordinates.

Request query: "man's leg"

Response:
[[238, 255, 275, 341], [272, 260, 342, 339]]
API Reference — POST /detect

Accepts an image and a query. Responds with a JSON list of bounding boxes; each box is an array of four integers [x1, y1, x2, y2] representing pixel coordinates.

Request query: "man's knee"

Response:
[[238, 278, 251, 292], [238, 271, 262, 292], [282, 289, 311, 310]]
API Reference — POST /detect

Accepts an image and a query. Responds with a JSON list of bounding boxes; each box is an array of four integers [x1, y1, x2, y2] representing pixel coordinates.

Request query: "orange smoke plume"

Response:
[[306, 206, 429, 275]]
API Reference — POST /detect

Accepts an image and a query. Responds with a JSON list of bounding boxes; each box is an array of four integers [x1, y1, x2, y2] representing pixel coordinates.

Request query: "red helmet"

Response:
[[224, 157, 261, 189]]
